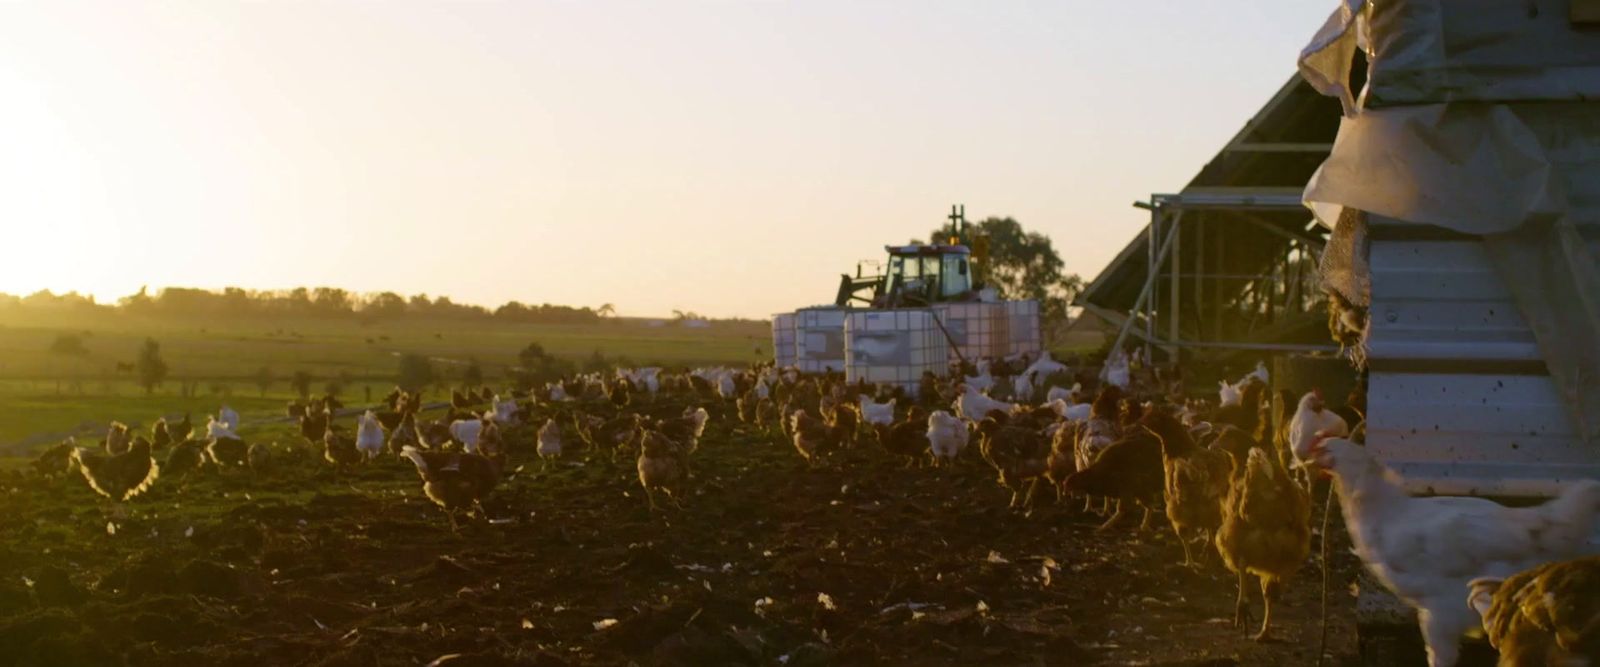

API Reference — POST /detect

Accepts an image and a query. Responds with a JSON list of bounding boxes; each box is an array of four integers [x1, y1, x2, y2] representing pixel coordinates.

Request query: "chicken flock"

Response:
[[30, 352, 1600, 666]]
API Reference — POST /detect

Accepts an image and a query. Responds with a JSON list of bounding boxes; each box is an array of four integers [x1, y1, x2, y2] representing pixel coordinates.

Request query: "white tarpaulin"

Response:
[[1299, 0, 1600, 440]]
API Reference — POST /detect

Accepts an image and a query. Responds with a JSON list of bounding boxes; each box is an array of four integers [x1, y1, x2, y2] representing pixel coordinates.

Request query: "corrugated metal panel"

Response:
[[1366, 234, 1598, 496]]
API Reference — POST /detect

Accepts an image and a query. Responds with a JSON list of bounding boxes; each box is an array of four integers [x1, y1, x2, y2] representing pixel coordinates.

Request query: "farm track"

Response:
[[0, 398, 1361, 666]]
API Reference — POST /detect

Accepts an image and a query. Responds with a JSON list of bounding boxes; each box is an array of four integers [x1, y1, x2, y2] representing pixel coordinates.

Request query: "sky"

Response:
[[0, 1, 1335, 319]]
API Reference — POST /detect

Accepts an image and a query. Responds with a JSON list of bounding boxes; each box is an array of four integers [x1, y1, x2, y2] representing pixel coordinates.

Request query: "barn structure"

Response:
[[1074, 70, 1359, 366]]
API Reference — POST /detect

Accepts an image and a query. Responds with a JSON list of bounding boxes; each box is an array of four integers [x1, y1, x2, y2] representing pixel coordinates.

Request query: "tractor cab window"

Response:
[[941, 254, 971, 297]]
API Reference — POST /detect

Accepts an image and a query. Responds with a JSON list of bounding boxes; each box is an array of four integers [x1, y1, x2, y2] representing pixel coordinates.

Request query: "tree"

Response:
[[50, 333, 88, 357], [462, 357, 484, 387], [254, 366, 275, 397], [290, 370, 315, 399], [396, 353, 435, 392], [135, 338, 169, 394], [926, 216, 1085, 326], [512, 342, 572, 389], [597, 303, 616, 318]]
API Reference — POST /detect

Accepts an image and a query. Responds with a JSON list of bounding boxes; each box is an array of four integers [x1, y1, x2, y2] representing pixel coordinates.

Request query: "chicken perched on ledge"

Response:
[[1469, 555, 1600, 667], [401, 446, 500, 530], [72, 437, 159, 502]]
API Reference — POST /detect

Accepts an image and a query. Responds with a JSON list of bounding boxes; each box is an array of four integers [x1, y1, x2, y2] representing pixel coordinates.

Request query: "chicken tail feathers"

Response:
[[400, 446, 433, 481], [1539, 479, 1600, 537]]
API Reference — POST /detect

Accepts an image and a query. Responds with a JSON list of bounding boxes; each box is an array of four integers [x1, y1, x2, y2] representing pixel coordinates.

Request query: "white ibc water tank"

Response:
[[844, 309, 949, 394], [932, 302, 1009, 362], [771, 312, 797, 368], [1004, 299, 1042, 357], [795, 307, 848, 374]]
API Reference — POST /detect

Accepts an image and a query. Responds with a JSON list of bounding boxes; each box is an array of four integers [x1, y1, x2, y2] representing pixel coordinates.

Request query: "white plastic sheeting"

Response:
[[1300, 0, 1600, 455]]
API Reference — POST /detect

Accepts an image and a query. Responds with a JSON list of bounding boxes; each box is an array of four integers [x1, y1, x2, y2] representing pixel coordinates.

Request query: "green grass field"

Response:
[[0, 313, 769, 449]]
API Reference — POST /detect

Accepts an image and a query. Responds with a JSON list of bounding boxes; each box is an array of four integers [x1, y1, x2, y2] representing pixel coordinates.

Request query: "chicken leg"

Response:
[[1233, 570, 1254, 631], [1254, 578, 1277, 642]]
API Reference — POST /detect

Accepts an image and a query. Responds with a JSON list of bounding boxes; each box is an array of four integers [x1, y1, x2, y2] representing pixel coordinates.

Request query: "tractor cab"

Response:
[[835, 244, 974, 308]]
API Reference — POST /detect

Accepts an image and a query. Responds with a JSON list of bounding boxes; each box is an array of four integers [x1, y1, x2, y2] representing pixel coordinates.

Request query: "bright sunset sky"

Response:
[[0, 1, 1334, 318]]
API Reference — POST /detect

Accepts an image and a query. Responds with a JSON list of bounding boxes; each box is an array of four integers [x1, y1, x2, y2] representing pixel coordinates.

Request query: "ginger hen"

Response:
[[1143, 409, 1233, 566], [1216, 446, 1311, 641], [400, 446, 500, 531]]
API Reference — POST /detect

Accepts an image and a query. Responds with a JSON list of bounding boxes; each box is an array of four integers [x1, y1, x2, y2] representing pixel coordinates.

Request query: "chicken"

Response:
[[736, 391, 758, 424], [1216, 447, 1311, 641], [33, 438, 78, 478], [218, 405, 241, 433], [448, 418, 484, 453], [164, 439, 206, 479], [298, 410, 330, 446], [977, 415, 1050, 510], [72, 437, 159, 502], [400, 446, 500, 530], [1209, 379, 1266, 434], [489, 396, 520, 425], [607, 378, 632, 410], [537, 418, 563, 463], [825, 402, 860, 448], [657, 407, 709, 454], [1045, 420, 1079, 501], [388, 412, 421, 455], [754, 397, 780, 433], [205, 415, 239, 442], [246, 441, 273, 473], [167, 413, 193, 442], [858, 395, 895, 427], [1219, 379, 1243, 407], [1075, 388, 1124, 513], [206, 435, 249, 468], [926, 410, 969, 466], [1143, 409, 1233, 566], [875, 418, 931, 467], [790, 410, 836, 467], [1048, 398, 1091, 422], [1309, 437, 1600, 667], [1468, 556, 1600, 667], [636, 430, 685, 512], [353, 411, 386, 459], [475, 421, 504, 466], [323, 424, 362, 472], [415, 418, 453, 450], [953, 384, 1017, 421], [1063, 429, 1162, 531], [104, 421, 132, 455], [151, 419, 172, 450], [1287, 390, 1348, 479]]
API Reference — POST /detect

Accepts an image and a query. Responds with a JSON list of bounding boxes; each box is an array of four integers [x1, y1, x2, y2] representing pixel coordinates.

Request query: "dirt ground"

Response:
[[0, 398, 1363, 667]]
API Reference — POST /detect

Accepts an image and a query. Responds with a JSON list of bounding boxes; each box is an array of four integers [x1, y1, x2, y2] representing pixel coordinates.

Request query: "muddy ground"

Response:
[[0, 399, 1362, 666]]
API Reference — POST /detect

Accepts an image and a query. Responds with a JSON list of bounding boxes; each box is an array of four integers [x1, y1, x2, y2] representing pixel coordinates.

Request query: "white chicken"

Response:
[[1012, 373, 1035, 402], [858, 395, 896, 427], [489, 396, 520, 424], [953, 384, 1018, 421], [355, 410, 385, 459], [1024, 352, 1068, 384], [205, 415, 238, 441], [926, 410, 968, 465], [1102, 351, 1130, 389], [537, 418, 563, 461], [1244, 360, 1269, 386], [1045, 382, 1082, 405], [1218, 380, 1243, 407], [1047, 398, 1091, 422], [547, 383, 570, 402], [1288, 390, 1349, 472], [963, 371, 995, 394], [1308, 437, 1600, 667], [449, 418, 484, 454], [218, 405, 241, 432]]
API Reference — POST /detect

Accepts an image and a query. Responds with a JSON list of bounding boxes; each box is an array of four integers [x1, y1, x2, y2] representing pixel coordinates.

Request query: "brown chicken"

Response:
[[33, 438, 78, 478], [636, 430, 685, 511], [104, 421, 132, 455], [388, 412, 421, 454], [1144, 409, 1233, 566], [1216, 446, 1310, 641], [400, 446, 500, 530], [1063, 429, 1163, 531], [415, 418, 453, 450], [247, 441, 273, 473], [875, 418, 931, 467], [298, 410, 330, 446], [977, 415, 1051, 511], [789, 410, 837, 467], [72, 437, 159, 502], [1046, 421, 1081, 502], [206, 436, 250, 468], [323, 424, 363, 472], [151, 419, 173, 450], [825, 402, 860, 448], [164, 439, 206, 479], [1469, 555, 1600, 666]]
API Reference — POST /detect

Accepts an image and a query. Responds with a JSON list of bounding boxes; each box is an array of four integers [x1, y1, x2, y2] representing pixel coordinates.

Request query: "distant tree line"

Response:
[[0, 286, 607, 324]]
